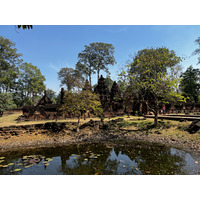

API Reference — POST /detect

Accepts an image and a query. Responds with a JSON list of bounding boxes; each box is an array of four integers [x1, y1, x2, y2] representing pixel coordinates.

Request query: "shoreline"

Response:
[[0, 128, 200, 153], [0, 118, 200, 153]]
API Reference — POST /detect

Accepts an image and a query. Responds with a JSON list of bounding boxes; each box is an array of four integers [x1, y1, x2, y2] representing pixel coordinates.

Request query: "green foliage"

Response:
[[58, 67, 84, 91], [46, 89, 57, 102], [180, 65, 200, 103], [105, 76, 114, 91], [124, 47, 185, 126], [60, 90, 103, 118], [17, 25, 33, 30], [0, 36, 22, 93], [14, 62, 46, 106], [76, 42, 116, 85], [0, 93, 17, 112]]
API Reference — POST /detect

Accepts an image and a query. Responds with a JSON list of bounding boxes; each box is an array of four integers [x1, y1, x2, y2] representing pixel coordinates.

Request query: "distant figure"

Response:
[[162, 104, 166, 115]]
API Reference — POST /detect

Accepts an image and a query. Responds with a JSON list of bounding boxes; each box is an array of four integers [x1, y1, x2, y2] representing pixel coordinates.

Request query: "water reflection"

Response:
[[0, 141, 200, 175]]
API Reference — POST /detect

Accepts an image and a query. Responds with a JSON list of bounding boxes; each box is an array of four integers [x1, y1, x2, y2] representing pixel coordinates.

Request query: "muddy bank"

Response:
[[0, 128, 200, 153], [0, 119, 199, 153]]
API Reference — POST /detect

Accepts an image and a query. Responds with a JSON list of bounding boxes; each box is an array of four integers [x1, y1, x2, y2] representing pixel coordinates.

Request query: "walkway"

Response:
[[144, 114, 200, 121]]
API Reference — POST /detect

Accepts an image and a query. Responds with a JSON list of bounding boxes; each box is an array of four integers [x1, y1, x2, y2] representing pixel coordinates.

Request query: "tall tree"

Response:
[[15, 63, 46, 106], [58, 67, 84, 91], [127, 47, 185, 126], [180, 66, 200, 103], [0, 36, 22, 93], [76, 42, 116, 85]]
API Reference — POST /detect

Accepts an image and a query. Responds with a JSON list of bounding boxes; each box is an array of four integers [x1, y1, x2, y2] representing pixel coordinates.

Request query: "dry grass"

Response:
[[118, 117, 200, 143], [0, 113, 142, 127], [0, 113, 200, 151]]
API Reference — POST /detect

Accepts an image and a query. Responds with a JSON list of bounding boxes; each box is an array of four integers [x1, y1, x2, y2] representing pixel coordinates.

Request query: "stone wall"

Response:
[[0, 122, 77, 138]]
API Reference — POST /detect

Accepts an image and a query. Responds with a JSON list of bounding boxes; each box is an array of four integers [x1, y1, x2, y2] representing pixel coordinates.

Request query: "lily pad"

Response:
[[0, 165, 3, 167], [44, 163, 49, 166], [43, 161, 48, 164], [14, 168, 21, 172], [8, 163, 14, 166], [3, 165, 8, 168], [89, 156, 94, 158], [25, 165, 32, 168], [94, 156, 98, 159], [84, 158, 88, 161], [0, 160, 4, 163], [0, 157, 5, 159], [17, 163, 23, 166]]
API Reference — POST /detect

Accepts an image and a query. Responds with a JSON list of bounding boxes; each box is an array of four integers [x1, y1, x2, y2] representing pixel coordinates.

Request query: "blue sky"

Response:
[[0, 25, 200, 94]]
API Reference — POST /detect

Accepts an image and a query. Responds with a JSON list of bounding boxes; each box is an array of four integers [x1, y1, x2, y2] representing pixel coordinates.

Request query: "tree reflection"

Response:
[[0, 141, 197, 175]]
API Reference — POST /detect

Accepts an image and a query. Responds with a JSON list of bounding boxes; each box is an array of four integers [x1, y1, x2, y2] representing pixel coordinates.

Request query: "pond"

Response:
[[0, 140, 200, 175]]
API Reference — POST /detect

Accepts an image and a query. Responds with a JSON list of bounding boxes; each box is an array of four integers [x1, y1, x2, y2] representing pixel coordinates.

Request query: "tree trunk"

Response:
[[97, 68, 100, 81], [76, 116, 81, 132], [89, 73, 92, 87], [154, 98, 159, 127]]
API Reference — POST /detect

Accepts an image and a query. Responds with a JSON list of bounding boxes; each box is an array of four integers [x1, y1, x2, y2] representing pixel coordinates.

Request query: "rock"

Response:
[[187, 120, 200, 134], [154, 130, 162, 134]]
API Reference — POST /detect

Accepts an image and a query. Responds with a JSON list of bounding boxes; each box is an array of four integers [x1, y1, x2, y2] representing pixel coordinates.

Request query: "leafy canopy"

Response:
[[129, 47, 183, 102], [126, 47, 185, 126], [180, 65, 200, 103], [13, 62, 46, 106], [58, 67, 84, 91], [0, 93, 17, 112], [0, 36, 22, 92], [76, 42, 116, 85], [60, 90, 103, 118]]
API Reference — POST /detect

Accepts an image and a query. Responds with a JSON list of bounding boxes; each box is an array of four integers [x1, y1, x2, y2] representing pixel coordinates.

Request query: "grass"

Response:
[[112, 117, 200, 143], [0, 113, 200, 151], [0, 112, 141, 127], [0, 112, 198, 139]]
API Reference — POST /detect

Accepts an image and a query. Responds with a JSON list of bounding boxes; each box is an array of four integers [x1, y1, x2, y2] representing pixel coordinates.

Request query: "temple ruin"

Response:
[[21, 75, 200, 121]]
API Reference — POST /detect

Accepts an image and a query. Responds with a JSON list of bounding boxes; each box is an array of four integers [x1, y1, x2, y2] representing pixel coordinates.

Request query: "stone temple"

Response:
[[22, 75, 200, 120]]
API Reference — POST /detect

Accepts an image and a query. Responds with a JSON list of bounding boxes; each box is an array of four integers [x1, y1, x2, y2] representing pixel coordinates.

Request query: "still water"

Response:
[[0, 140, 200, 175]]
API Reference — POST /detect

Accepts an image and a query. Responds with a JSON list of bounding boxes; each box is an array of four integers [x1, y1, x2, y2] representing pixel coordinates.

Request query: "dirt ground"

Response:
[[0, 114, 200, 153]]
